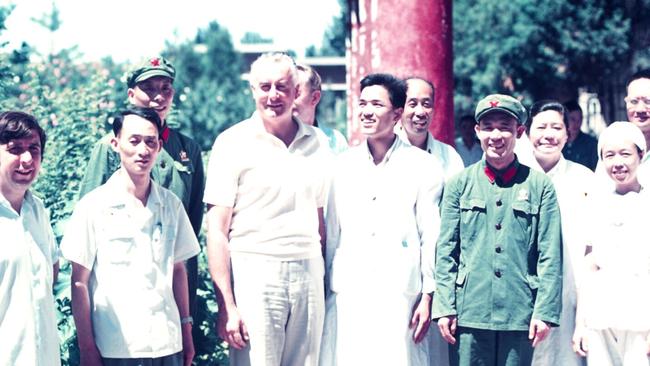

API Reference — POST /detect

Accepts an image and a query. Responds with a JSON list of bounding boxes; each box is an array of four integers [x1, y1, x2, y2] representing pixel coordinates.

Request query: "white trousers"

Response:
[[332, 291, 428, 366], [230, 255, 325, 366], [586, 329, 650, 366]]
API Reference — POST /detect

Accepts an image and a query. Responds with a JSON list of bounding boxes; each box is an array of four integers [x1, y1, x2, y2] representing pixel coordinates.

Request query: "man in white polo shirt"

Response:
[[204, 52, 330, 365], [61, 107, 200, 366], [0, 111, 60, 366]]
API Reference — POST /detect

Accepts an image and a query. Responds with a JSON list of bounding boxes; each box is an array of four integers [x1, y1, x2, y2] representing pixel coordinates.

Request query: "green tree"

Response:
[[164, 21, 253, 151], [453, 0, 638, 116]]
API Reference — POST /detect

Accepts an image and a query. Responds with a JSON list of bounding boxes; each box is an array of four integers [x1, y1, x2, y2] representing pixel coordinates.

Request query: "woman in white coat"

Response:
[[572, 122, 650, 366], [525, 100, 593, 366]]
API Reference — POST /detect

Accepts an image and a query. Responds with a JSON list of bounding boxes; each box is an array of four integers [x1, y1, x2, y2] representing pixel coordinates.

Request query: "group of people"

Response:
[[1, 51, 649, 366]]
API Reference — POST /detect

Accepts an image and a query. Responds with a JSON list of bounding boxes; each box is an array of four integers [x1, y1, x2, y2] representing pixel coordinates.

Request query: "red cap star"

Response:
[[150, 58, 161, 67], [489, 100, 499, 108]]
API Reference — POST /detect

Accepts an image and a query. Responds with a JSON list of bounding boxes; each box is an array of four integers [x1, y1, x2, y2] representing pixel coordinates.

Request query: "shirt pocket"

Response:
[[459, 198, 486, 241], [99, 234, 135, 265], [512, 201, 538, 241]]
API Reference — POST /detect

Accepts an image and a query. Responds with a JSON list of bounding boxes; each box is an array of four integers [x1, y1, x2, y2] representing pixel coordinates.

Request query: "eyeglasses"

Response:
[[624, 97, 650, 107]]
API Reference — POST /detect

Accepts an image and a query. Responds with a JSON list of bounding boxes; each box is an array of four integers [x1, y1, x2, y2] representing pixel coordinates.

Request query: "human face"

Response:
[[529, 110, 568, 164], [625, 78, 650, 131], [292, 73, 319, 125], [566, 110, 582, 143], [251, 62, 298, 121], [128, 76, 175, 121], [402, 79, 434, 137], [601, 138, 642, 194], [475, 112, 524, 167], [0, 132, 42, 193], [358, 85, 402, 140], [111, 115, 161, 177]]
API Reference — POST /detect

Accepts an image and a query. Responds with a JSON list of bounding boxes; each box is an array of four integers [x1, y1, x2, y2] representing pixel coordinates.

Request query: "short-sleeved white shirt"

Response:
[[395, 127, 465, 182], [0, 191, 60, 366], [204, 113, 332, 260], [60, 171, 200, 358]]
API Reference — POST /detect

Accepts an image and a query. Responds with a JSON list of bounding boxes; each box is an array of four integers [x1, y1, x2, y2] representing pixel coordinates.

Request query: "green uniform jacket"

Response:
[[78, 129, 205, 237], [431, 159, 562, 331]]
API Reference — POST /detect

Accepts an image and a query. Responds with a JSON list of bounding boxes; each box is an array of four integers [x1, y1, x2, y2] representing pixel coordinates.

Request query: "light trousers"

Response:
[[230, 255, 325, 366], [586, 329, 650, 366]]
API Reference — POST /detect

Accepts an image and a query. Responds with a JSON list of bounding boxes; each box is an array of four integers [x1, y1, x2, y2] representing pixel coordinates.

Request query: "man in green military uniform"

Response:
[[78, 56, 205, 321], [431, 94, 562, 366]]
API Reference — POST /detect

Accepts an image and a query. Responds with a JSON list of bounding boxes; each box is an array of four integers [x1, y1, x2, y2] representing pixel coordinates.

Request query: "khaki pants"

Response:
[[586, 329, 650, 366], [230, 255, 325, 366]]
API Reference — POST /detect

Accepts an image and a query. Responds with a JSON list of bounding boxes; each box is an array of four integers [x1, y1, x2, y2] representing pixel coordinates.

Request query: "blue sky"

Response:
[[3, 0, 341, 61]]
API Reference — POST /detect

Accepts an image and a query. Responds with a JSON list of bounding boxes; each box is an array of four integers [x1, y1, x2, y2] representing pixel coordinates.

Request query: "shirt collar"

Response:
[[104, 170, 162, 208], [363, 134, 401, 165], [0, 189, 34, 217], [483, 157, 520, 184], [250, 112, 312, 146]]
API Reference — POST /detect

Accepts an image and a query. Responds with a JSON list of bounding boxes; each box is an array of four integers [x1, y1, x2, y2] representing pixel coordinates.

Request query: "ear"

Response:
[[393, 107, 404, 123], [474, 123, 481, 137], [516, 124, 526, 139], [294, 84, 300, 98], [157, 138, 163, 152], [310, 90, 321, 106], [110, 135, 119, 153], [127, 88, 135, 102]]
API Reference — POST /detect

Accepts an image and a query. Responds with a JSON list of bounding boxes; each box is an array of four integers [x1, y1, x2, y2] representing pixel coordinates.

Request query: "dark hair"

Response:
[[112, 107, 163, 137], [404, 76, 435, 100], [626, 68, 650, 89], [360, 73, 406, 109], [527, 100, 567, 132], [459, 114, 475, 125], [563, 100, 582, 114], [0, 111, 47, 158]]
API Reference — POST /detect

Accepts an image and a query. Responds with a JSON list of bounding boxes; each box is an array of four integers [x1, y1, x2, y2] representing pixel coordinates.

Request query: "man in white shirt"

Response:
[[325, 73, 443, 365], [0, 111, 60, 366], [204, 52, 330, 365], [397, 77, 465, 181], [61, 107, 199, 366]]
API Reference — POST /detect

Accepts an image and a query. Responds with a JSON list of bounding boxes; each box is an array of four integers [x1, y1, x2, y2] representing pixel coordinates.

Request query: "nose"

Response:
[[19, 150, 34, 165], [136, 142, 151, 156], [489, 128, 503, 139], [414, 103, 426, 116], [268, 85, 280, 100]]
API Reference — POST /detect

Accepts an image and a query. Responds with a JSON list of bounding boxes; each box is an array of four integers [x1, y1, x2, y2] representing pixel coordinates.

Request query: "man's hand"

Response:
[[529, 318, 551, 347], [437, 315, 458, 344], [409, 293, 432, 343], [217, 306, 249, 350], [79, 344, 103, 366], [572, 326, 588, 357], [181, 323, 195, 366]]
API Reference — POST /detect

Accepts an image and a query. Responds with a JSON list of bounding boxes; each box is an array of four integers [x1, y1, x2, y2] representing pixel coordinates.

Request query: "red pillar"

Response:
[[347, 0, 454, 146]]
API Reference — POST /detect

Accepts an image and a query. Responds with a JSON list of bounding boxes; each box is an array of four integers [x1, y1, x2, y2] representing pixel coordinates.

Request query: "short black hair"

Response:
[[0, 111, 47, 158], [564, 100, 582, 114], [459, 114, 475, 125], [626, 68, 650, 90], [360, 73, 406, 109], [527, 99, 567, 132], [112, 107, 163, 137]]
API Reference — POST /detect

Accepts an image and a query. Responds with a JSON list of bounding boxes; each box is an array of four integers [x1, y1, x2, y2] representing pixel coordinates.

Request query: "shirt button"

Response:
[[372, 196, 377, 201], [495, 270, 502, 278], [496, 200, 502, 206], [495, 223, 502, 230], [495, 247, 502, 253], [160, 162, 166, 169]]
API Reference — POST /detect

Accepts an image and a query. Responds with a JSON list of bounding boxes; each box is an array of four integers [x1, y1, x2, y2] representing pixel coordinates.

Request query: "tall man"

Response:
[[0, 111, 60, 366], [78, 56, 205, 318], [61, 107, 199, 366], [325, 73, 443, 365], [293, 63, 348, 154], [432, 94, 563, 366], [204, 52, 330, 365], [397, 77, 465, 180]]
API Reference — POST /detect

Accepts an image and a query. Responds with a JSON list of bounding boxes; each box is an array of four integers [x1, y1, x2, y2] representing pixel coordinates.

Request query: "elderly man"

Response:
[[204, 52, 330, 366], [432, 94, 563, 366], [325, 73, 443, 365], [78, 56, 205, 320], [61, 107, 199, 366], [397, 77, 464, 181], [293, 63, 348, 154], [0, 111, 60, 366]]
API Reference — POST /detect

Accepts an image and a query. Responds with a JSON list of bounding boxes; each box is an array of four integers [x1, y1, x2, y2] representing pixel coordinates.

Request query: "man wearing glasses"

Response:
[[624, 69, 650, 186]]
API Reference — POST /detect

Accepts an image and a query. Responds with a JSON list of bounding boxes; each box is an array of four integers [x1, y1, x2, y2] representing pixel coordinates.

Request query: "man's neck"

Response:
[[367, 133, 397, 165], [486, 154, 516, 171], [408, 132, 428, 150], [119, 169, 151, 206], [263, 115, 298, 147], [0, 183, 26, 213]]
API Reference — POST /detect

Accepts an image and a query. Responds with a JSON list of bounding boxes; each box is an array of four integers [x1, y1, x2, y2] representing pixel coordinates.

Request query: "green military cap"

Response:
[[126, 56, 175, 88], [475, 94, 527, 125]]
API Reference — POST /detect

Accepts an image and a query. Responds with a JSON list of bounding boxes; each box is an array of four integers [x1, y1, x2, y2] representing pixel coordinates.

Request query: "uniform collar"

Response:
[[161, 125, 170, 143], [483, 157, 520, 184]]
